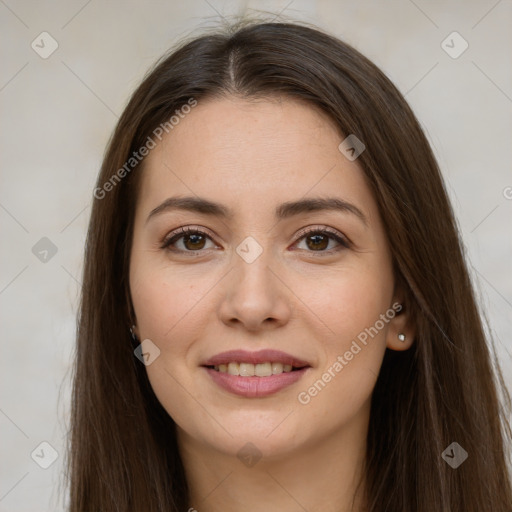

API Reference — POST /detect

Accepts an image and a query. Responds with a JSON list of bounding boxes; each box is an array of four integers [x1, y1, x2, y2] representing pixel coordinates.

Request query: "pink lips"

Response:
[[202, 349, 311, 398], [202, 349, 310, 368]]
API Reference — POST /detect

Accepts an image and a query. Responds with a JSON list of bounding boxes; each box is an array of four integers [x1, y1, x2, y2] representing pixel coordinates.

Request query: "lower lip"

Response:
[[203, 367, 310, 398]]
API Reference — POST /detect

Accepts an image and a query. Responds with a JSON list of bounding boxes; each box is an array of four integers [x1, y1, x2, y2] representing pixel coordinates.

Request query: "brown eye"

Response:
[[161, 227, 216, 252], [294, 228, 350, 253], [305, 233, 329, 251], [182, 233, 206, 250]]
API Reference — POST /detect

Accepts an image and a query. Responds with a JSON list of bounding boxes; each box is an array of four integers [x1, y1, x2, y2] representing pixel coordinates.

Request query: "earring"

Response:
[[130, 325, 139, 345], [398, 333, 406, 342]]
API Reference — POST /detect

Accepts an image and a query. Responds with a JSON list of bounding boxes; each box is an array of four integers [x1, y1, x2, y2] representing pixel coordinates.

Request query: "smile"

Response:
[[203, 364, 310, 398], [201, 349, 312, 397], [208, 362, 303, 377]]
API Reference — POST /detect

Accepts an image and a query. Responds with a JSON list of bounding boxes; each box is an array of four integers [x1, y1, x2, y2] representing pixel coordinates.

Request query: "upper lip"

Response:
[[202, 349, 311, 368]]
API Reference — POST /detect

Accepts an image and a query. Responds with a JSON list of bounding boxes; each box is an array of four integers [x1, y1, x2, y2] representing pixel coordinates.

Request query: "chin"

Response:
[[193, 421, 307, 460]]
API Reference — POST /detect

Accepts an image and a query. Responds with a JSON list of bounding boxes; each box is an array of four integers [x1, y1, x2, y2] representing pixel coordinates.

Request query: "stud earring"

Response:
[[129, 325, 139, 345], [398, 333, 406, 342]]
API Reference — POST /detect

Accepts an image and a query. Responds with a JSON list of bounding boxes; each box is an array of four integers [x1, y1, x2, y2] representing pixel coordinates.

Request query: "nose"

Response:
[[218, 252, 292, 332]]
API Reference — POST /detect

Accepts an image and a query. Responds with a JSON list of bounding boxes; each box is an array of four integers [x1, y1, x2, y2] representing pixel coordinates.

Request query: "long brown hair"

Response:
[[66, 19, 512, 511]]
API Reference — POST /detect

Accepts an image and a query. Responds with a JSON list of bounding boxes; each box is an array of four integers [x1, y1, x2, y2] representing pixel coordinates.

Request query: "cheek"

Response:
[[130, 258, 216, 345], [292, 263, 392, 416], [295, 260, 393, 346], [130, 263, 215, 428]]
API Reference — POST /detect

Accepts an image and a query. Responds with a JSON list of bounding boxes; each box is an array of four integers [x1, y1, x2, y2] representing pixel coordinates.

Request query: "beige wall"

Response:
[[1, 1, 511, 509]]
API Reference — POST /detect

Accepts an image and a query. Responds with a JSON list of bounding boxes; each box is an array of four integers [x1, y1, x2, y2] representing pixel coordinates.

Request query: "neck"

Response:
[[177, 408, 369, 512]]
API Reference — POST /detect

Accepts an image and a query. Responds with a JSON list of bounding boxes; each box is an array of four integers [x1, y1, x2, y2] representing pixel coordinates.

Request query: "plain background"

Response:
[[1, 0, 511, 510]]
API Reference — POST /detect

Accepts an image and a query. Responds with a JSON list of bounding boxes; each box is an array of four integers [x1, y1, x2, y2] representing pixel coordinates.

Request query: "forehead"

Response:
[[137, 96, 378, 225]]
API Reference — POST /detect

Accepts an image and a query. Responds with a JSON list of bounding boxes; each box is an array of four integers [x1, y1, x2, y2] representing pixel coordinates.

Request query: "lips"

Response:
[[201, 349, 312, 398], [201, 349, 311, 368]]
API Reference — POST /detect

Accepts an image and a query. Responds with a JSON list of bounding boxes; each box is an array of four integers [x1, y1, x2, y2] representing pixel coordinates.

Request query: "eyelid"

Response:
[[292, 225, 351, 250], [160, 225, 219, 251], [160, 224, 351, 253]]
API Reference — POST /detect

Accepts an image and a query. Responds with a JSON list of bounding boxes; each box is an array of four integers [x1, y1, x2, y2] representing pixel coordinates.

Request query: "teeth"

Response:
[[255, 362, 272, 377], [214, 362, 298, 376], [272, 362, 284, 374], [239, 363, 255, 377], [227, 362, 239, 376]]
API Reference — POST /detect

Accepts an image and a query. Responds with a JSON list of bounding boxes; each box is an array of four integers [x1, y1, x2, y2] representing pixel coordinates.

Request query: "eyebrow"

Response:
[[146, 196, 368, 227]]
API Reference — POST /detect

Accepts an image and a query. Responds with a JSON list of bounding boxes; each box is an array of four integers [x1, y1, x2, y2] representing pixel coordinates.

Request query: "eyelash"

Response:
[[160, 225, 351, 255]]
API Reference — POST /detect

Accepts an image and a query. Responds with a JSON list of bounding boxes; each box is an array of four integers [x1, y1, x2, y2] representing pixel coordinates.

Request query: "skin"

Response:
[[129, 96, 414, 512]]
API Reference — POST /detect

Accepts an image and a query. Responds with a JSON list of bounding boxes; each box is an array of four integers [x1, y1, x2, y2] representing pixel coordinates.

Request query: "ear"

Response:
[[128, 304, 140, 342], [385, 294, 415, 352], [129, 322, 140, 345], [126, 293, 139, 339]]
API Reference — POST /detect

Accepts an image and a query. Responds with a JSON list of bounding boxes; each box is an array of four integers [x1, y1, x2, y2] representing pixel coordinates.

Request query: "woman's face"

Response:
[[129, 96, 408, 460]]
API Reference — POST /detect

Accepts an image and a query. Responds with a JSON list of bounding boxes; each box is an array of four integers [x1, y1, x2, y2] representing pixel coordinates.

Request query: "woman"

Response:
[[67, 20, 512, 511]]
